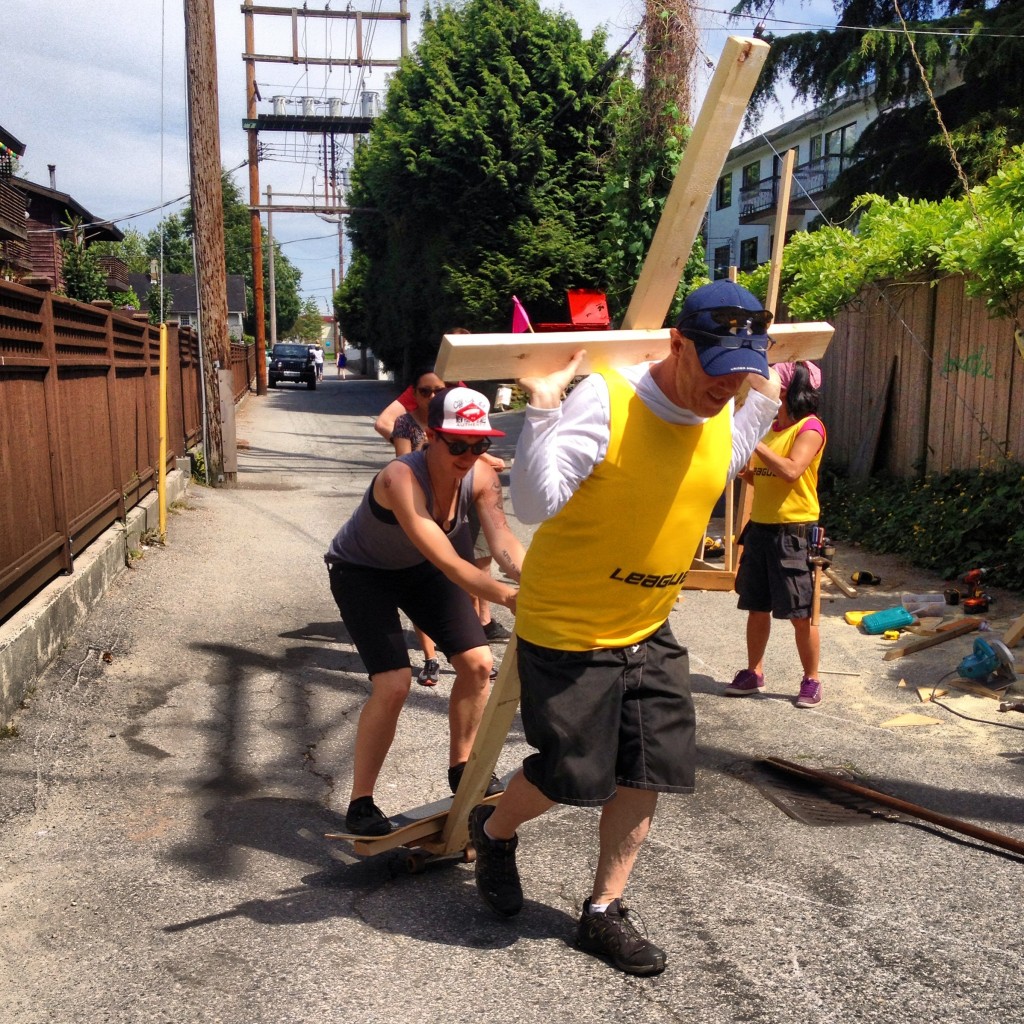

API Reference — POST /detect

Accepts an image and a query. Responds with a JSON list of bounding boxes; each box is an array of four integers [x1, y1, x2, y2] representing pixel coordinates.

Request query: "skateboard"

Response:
[[324, 786, 507, 873], [324, 639, 522, 874]]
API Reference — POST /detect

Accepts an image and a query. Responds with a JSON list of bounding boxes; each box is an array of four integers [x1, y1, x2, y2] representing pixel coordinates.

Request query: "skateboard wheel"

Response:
[[462, 844, 477, 864], [403, 851, 429, 874]]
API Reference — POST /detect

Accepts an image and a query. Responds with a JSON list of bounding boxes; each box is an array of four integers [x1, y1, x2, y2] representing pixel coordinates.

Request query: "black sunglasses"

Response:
[[417, 385, 446, 398], [681, 304, 774, 338], [435, 435, 493, 456]]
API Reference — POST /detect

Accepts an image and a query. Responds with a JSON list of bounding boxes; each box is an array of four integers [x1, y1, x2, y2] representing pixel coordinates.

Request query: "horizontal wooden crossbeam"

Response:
[[435, 322, 833, 382]]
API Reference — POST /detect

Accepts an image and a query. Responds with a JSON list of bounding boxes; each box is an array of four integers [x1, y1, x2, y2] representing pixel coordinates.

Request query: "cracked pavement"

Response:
[[1, 376, 1022, 1023]]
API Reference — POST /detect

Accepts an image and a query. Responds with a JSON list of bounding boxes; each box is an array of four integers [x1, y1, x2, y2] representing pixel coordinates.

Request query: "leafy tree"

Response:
[[734, 1, 1024, 211], [736, 146, 1024, 330], [292, 297, 324, 343], [145, 172, 302, 337], [337, 0, 627, 372], [91, 227, 150, 274]]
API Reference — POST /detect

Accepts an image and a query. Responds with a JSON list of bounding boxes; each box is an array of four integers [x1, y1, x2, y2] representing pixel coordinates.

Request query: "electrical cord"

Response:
[[923, 669, 1024, 732]]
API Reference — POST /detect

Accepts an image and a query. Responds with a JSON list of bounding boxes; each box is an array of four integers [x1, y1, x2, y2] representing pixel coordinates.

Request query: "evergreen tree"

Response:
[[336, 0, 627, 372]]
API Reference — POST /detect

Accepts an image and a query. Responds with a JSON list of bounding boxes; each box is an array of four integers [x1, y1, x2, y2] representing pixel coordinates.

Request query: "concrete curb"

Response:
[[0, 465, 192, 727]]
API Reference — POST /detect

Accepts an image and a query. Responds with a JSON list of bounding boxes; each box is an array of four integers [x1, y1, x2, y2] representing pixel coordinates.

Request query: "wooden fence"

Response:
[[0, 279, 255, 623], [819, 274, 1023, 477]]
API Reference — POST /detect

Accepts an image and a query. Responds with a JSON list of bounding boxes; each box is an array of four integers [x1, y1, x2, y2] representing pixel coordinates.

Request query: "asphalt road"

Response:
[[1, 376, 1022, 1024]]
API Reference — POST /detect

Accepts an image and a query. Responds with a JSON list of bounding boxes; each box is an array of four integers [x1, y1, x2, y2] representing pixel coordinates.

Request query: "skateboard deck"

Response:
[[324, 787, 505, 853]]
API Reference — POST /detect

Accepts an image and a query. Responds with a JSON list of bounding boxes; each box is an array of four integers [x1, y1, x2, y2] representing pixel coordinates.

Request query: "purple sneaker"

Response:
[[795, 676, 822, 708], [724, 669, 764, 696]]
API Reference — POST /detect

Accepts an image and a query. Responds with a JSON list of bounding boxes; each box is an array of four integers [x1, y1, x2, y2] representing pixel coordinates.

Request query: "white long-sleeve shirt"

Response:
[[510, 363, 781, 524]]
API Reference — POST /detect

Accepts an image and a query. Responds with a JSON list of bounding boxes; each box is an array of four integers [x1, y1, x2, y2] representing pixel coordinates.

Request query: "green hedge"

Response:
[[820, 467, 1024, 591]]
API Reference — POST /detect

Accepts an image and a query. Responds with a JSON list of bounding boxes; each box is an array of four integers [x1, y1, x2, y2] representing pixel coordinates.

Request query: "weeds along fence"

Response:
[[819, 274, 1024, 478], [0, 279, 255, 623]]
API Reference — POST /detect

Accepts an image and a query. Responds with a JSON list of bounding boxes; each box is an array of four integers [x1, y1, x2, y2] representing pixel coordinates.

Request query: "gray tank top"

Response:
[[325, 449, 475, 570]]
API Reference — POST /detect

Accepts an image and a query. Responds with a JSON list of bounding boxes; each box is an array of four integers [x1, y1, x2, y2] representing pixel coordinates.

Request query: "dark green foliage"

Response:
[[60, 222, 107, 302], [734, 1, 1024, 206], [337, 0, 623, 373], [821, 467, 1024, 590]]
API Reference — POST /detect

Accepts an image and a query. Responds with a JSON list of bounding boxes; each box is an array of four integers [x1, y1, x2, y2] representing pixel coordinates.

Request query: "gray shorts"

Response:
[[735, 521, 815, 619], [516, 621, 696, 806]]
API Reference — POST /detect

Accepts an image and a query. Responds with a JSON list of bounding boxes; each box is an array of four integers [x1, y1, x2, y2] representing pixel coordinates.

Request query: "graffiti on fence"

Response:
[[942, 348, 994, 380]]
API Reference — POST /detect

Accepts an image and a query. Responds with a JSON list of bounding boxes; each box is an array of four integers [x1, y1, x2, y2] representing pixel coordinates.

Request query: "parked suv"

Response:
[[268, 343, 317, 390]]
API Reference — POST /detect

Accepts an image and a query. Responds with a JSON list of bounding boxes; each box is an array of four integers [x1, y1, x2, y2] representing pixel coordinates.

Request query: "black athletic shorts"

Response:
[[516, 621, 696, 806], [735, 521, 815, 619], [328, 560, 486, 677]]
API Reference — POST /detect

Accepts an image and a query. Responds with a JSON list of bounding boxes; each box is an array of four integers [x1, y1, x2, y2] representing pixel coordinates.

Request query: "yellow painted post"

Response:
[[159, 323, 168, 539]]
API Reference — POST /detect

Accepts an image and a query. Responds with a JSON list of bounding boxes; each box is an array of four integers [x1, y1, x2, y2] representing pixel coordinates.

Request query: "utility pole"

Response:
[[267, 185, 277, 346], [184, 0, 236, 483], [244, 0, 268, 395]]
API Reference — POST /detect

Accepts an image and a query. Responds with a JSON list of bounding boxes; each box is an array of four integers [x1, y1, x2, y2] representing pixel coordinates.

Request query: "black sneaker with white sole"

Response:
[[482, 620, 512, 642], [468, 804, 523, 917], [576, 899, 667, 975]]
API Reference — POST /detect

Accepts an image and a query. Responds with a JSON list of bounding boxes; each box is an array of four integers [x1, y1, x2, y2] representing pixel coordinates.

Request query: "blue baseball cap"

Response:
[[674, 280, 771, 379]]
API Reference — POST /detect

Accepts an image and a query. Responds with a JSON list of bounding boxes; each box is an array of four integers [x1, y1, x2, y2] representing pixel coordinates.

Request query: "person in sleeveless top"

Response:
[[325, 387, 524, 837]]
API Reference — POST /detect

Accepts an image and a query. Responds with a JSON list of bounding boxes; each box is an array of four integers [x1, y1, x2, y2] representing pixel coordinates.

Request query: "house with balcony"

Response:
[[0, 126, 28, 265], [704, 91, 881, 280]]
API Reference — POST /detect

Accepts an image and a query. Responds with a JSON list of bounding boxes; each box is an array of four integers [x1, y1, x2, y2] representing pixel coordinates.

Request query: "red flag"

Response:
[[511, 295, 533, 333]]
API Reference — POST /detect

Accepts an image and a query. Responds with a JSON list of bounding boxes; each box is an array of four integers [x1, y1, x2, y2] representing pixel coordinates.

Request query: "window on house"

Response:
[[713, 244, 732, 280], [742, 160, 761, 190], [825, 122, 858, 159], [809, 134, 823, 163], [739, 237, 759, 271], [178, 313, 192, 327], [716, 174, 732, 210]]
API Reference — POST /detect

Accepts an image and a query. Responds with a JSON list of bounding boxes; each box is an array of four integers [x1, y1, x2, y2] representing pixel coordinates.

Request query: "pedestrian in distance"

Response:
[[724, 360, 826, 707], [325, 386, 526, 837], [337, 349, 348, 378], [467, 279, 782, 976], [312, 344, 325, 381]]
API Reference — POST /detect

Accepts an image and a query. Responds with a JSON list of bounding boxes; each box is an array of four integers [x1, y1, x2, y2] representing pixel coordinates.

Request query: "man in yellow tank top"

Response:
[[467, 281, 782, 975]]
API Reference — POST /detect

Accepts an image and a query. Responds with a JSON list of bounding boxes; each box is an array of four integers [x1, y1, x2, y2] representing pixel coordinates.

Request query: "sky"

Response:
[[2, 1, 837, 312]]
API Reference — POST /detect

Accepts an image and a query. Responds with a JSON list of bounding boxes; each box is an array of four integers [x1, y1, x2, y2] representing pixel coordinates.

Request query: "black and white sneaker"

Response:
[[576, 899, 666, 975], [468, 804, 522, 917]]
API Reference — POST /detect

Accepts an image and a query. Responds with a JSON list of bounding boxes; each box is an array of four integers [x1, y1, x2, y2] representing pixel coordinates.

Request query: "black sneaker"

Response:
[[345, 796, 392, 837], [576, 899, 667, 976], [483, 620, 512, 643], [468, 804, 522, 917], [448, 761, 503, 796]]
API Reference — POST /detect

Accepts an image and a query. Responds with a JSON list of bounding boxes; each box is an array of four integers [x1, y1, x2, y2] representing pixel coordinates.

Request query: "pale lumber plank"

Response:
[[440, 637, 522, 853], [435, 322, 833, 382], [882, 617, 982, 661], [1003, 611, 1024, 648], [824, 567, 857, 598], [764, 148, 797, 315], [622, 37, 770, 329], [681, 568, 737, 592]]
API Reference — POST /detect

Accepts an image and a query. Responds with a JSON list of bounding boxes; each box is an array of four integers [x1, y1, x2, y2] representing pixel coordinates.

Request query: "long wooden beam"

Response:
[[435, 321, 833, 381], [622, 36, 770, 330]]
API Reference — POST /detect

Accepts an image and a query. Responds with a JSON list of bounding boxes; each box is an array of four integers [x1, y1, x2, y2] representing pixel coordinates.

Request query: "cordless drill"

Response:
[[961, 566, 1003, 614]]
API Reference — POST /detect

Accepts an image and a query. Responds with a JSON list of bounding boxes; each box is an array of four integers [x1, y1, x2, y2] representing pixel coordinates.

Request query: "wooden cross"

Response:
[[367, 37, 836, 859]]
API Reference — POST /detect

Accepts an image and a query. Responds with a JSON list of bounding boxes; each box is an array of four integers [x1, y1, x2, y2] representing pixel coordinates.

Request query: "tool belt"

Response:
[[751, 521, 817, 539]]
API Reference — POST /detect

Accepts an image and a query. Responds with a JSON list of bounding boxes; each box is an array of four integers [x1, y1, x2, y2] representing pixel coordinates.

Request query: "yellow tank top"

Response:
[[516, 369, 732, 650], [750, 416, 825, 524]]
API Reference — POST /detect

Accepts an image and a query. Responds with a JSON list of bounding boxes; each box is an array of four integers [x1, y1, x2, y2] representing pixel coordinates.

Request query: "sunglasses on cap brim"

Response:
[[687, 329, 774, 354], [435, 435, 493, 456], [682, 305, 774, 334]]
